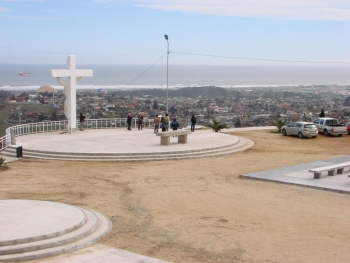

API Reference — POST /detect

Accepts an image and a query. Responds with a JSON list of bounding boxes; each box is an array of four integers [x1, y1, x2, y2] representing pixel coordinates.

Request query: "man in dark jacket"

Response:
[[191, 114, 196, 132], [171, 118, 179, 131], [79, 113, 85, 131], [319, 109, 325, 117], [127, 112, 133, 130]]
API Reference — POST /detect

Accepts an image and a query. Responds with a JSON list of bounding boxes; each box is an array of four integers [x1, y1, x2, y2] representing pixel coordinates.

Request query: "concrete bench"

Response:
[[309, 162, 350, 179], [156, 130, 191, 145]]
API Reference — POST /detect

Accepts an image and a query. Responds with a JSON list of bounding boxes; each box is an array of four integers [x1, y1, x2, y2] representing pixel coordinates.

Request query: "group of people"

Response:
[[153, 114, 179, 133], [80, 111, 197, 133], [127, 112, 144, 131]]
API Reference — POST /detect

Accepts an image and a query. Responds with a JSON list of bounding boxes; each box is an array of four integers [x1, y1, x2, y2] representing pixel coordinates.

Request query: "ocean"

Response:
[[1, 64, 349, 91]]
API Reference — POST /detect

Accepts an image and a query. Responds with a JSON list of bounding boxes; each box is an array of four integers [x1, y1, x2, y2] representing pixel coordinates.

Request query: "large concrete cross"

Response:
[[51, 55, 93, 133]]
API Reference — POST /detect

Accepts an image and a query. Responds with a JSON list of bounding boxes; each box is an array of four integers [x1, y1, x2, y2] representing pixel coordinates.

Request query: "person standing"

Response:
[[127, 112, 133, 131], [190, 114, 196, 132], [154, 115, 160, 133], [161, 116, 167, 132], [165, 113, 170, 131], [319, 109, 325, 117], [79, 113, 85, 131], [137, 114, 143, 130], [171, 118, 179, 131]]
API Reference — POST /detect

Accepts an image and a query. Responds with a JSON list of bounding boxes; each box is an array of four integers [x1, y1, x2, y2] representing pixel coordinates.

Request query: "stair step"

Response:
[[4, 138, 239, 156], [0, 208, 98, 255], [0, 201, 86, 247], [0, 208, 112, 262], [1, 137, 254, 162]]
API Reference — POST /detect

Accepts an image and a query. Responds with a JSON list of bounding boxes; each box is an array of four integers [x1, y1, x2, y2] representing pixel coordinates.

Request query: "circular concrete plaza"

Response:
[[14, 129, 239, 154], [0, 200, 85, 246]]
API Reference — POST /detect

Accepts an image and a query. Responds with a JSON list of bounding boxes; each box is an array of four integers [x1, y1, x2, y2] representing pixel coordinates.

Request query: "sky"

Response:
[[0, 0, 349, 66]]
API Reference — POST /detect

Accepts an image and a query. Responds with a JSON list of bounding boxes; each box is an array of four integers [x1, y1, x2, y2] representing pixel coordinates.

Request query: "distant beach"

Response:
[[1, 64, 350, 90]]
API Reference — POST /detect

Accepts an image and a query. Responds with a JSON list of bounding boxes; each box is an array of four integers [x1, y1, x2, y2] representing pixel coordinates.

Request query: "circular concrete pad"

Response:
[[14, 129, 239, 154], [0, 200, 85, 246]]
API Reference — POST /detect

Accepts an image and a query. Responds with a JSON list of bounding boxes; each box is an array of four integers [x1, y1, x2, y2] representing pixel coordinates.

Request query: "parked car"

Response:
[[313, 118, 347, 136], [346, 122, 350, 135], [281, 122, 318, 139]]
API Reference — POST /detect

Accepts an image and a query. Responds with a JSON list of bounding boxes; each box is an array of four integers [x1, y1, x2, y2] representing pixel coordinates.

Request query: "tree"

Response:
[[170, 105, 177, 114], [50, 111, 58, 121], [153, 100, 159, 109], [235, 119, 241, 127], [107, 96, 113, 103], [269, 117, 288, 133], [206, 118, 228, 132], [38, 114, 46, 122]]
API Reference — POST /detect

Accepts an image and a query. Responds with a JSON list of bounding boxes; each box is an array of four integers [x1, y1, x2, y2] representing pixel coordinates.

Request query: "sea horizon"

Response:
[[1, 64, 350, 90]]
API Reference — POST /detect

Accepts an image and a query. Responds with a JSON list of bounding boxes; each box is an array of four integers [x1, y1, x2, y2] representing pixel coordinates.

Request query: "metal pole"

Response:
[[94, 92, 97, 119], [166, 39, 169, 114], [164, 34, 169, 114]]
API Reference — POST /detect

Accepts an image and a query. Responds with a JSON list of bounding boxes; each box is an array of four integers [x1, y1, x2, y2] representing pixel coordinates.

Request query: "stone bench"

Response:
[[309, 162, 350, 179], [156, 130, 191, 145]]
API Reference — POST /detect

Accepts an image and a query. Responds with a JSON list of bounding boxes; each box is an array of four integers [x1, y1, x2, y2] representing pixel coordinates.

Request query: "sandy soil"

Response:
[[1, 130, 350, 263]]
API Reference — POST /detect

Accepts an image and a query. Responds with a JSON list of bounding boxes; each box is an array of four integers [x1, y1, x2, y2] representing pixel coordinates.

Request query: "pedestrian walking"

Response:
[[190, 114, 196, 132], [154, 115, 160, 133], [79, 113, 85, 131], [127, 112, 133, 131]]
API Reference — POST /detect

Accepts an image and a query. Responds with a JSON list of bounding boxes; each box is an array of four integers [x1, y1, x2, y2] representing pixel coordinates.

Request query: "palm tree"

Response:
[[207, 118, 229, 132], [269, 117, 288, 133]]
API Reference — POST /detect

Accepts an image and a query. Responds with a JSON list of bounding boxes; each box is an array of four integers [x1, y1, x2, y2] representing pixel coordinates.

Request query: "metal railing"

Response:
[[0, 118, 155, 151], [0, 132, 11, 151], [83, 118, 154, 129]]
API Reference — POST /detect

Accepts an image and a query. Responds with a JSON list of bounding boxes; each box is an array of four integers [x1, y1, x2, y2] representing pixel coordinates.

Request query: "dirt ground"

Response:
[[1, 130, 350, 263]]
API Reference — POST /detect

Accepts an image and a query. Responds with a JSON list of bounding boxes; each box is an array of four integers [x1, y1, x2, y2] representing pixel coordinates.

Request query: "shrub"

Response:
[[269, 117, 288, 133], [206, 118, 229, 132]]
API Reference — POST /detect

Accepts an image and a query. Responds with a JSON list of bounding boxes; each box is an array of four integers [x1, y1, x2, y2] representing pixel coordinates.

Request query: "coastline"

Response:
[[1, 83, 350, 91]]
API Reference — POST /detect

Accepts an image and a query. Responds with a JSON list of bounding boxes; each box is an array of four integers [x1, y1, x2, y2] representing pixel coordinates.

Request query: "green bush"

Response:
[[206, 118, 229, 132], [269, 117, 288, 133]]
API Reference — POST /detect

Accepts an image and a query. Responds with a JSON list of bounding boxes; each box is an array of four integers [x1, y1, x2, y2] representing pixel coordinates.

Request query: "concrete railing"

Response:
[[0, 118, 155, 151]]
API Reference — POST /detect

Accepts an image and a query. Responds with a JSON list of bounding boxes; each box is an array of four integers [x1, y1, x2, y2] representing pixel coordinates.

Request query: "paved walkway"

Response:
[[222, 126, 277, 132], [32, 244, 170, 263], [241, 155, 350, 194]]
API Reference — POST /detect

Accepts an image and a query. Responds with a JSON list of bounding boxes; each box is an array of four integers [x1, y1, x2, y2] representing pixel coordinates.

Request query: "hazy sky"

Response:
[[0, 0, 349, 66]]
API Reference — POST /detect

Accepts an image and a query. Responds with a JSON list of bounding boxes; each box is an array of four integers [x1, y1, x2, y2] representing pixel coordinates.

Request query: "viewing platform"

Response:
[[1, 128, 254, 161]]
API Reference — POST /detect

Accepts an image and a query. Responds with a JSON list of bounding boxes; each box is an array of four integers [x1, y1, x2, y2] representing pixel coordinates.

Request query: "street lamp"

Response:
[[164, 34, 169, 114]]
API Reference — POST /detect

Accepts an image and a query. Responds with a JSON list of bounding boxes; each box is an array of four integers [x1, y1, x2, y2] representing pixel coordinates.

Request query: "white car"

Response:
[[282, 122, 318, 139]]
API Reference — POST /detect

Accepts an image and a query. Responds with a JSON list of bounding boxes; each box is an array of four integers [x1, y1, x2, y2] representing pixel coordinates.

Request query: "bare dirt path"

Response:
[[1, 131, 350, 263]]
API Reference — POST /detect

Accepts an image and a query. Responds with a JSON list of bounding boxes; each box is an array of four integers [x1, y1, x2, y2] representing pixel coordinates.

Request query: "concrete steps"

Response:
[[0, 206, 112, 262], [1, 136, 254, 162]]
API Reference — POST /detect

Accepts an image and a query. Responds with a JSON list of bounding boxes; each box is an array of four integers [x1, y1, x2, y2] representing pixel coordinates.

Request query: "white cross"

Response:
[[51, 55, 93, 133]]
